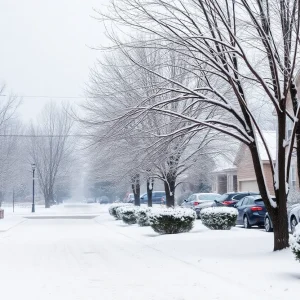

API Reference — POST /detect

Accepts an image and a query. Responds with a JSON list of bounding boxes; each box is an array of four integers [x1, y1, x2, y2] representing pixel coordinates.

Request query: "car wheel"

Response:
[[291, 216, 298, 233], [243, 215, 251, 229], [264, 217, 273, 232]]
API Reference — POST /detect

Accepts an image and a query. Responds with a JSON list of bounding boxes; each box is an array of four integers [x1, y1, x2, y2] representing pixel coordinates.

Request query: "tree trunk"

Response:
[[164, 176, 176, 207], [270, 207, 289, 251], [248, 117, 289, 250], [45, 195, 51, 208], [147, 177, 154, 207], [131, 174, 140, 206], [296, 122, 300, 189]]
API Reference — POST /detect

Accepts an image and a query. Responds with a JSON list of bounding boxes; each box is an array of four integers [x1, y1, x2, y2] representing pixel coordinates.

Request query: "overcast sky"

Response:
[[0, 0, 108, 122]]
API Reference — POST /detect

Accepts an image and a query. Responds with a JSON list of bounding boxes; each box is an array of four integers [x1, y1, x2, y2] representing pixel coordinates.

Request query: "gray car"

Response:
[[181, 193, 221, 218], [264, 203, 300, 233]]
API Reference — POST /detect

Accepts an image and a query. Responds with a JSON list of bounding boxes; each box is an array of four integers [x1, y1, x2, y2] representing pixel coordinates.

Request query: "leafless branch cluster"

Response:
[[82, 0, 300, 250]]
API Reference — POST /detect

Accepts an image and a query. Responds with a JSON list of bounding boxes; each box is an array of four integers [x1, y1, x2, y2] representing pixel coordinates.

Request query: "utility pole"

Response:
[[32, 163, 36, 213]]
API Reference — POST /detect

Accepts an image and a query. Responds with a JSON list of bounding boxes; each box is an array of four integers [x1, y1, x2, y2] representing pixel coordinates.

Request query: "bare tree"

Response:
[[82, 45, 221, 206], [30, 102, 74, 208]]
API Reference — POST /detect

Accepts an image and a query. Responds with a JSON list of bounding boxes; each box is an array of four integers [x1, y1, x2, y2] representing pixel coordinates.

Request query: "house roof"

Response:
[[234, 130, 276, 165], [212, 154, 237, 173], [212, 130, 276, 174], [256, 130, 276, 161]]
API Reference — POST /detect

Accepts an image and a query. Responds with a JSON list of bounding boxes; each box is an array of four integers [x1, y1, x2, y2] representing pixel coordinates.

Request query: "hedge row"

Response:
[[108, 204, 238, 234]]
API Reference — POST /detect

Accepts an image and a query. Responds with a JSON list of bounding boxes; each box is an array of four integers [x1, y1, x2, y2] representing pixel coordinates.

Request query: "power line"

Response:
[[0, 95, 98, 99], [0, 134, 159, 138]]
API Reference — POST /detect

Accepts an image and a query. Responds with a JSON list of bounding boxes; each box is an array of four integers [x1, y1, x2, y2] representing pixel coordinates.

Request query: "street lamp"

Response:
[[31, 163, 36, 213]]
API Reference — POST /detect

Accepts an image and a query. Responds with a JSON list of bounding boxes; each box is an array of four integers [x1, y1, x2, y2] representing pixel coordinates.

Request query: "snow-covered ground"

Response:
[[0, 203, 299, 300]]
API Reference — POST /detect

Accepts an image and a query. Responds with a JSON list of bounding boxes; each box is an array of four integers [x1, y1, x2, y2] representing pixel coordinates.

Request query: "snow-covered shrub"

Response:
[[200, 207, 238, 230], [290, 224, 300, 261], [121, 206, 140, 225], [136, 208, 152, 226], [108, 203, 132, 220], [149, 208, 196, 234]]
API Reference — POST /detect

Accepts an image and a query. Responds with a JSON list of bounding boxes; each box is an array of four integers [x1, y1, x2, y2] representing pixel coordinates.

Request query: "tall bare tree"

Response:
[[82, 45, 220, 206], [30, 102, 74, 208]]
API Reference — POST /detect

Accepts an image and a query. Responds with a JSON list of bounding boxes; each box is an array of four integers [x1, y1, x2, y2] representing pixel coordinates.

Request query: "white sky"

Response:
[[0, 0, 108, 122]]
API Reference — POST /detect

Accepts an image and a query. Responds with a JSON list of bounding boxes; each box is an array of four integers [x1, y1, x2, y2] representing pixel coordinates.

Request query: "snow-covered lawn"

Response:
[[100, 210, 300, 299], [0, 204, 298, 300]]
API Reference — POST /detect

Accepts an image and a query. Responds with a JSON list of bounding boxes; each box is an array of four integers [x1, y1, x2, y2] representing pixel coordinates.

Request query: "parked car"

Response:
[[140, 191, 166, 204], [264, 203, 300, 233], [216, 192, 259, 207], [86, 198, 96, 204], [182, 193, 221, 218], [194, 199, 225, 219], [235, 195, 268, 228], [124, 193, 135, 203], [99, 197, 109, 204]]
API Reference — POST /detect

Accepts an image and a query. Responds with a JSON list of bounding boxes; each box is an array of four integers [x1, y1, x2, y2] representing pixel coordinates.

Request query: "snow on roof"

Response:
[[212, 154, 237, 173], [256, 130, 276, 161]]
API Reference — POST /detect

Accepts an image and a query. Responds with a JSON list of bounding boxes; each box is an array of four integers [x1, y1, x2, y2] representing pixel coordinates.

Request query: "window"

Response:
[[242, 197, 249, 205], [248, 198, 255, 205], [287, 118, 293, 139], [154, 192, 165, 197], [233, 194, 246, 200], [187, 195, 194, 202], [198, 194, 219, 200], [233, 175, 238, 192], [216, 193, 230, 201], [236, 199, 244, 207], [254, 200, 264, 206], [290, 166, 296, 190]]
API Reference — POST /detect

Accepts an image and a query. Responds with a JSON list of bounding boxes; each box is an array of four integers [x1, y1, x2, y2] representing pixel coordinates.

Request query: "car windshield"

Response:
[[198, 194, 218, 200]]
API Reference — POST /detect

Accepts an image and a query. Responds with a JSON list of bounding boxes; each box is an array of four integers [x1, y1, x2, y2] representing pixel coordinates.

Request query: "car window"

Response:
[[198, 194, 218, 200], [232, 194, 246, 200], [254, 200, 264, 206], [242, 197, 249, 205], [248, 198, 255, 205], [216, 194, 230, 201], [236, 198, 244, 207], [156, 192, 165, 197]]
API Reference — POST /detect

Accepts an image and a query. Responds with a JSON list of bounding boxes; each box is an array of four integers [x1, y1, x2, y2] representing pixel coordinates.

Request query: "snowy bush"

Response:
[[149, 208, 196, 234], [121, 206, 140, 225], [136, 208, 152, 226], [200, 207, 238, 230], [290, 224, 300, 262], [108, 203, 132, 220]]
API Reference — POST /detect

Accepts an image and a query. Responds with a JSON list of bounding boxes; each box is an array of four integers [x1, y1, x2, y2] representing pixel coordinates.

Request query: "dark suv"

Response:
[[216, 192, 259, 207], [140, 191, 166, 204]]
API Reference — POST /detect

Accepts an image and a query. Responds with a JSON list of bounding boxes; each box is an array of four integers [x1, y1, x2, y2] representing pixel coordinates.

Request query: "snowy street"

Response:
[[0, 203, 299, 300]]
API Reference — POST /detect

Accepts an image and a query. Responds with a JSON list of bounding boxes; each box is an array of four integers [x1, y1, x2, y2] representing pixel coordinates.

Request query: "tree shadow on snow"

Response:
[[279, 272, 300, 281], [143, 233, 160, 237], [189, 229, 207, 234]]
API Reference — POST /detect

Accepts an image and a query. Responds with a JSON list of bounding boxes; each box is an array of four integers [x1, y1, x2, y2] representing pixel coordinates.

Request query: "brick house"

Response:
[[234, 131, 276, 194], [211, 166, 237, 194], [212, 71, 300, 195], [212, 130, 298, 195]]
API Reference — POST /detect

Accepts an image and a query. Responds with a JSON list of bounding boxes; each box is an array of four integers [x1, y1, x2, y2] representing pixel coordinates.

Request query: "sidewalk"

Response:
[[0, 215, 25, 232], [0, 203, 107, 232]]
